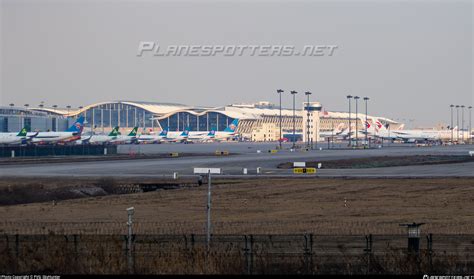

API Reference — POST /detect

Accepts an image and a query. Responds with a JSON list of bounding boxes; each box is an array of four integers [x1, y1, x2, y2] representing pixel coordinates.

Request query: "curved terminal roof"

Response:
[[322, 111, 399, 124], [29, 100, 401, 124]]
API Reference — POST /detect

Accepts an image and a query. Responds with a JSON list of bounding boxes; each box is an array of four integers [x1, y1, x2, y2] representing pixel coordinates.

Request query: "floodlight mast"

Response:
[[207, 169, 211, 251], [277, 89, 284, 149]]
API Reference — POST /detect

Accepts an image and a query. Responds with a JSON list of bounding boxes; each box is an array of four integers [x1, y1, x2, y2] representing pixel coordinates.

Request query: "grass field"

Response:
[[277, 155, 474, 169], [1, 177, 473, 235]]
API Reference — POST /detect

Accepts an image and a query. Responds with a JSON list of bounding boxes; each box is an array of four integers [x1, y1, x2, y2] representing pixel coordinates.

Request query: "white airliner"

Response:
[[162, 129, 190, 142], [77, 126, 120, 144], [29, 117, 85, 144], [368, 119, 456, 143], [109, 127, 139, 144], [185, 119, 240, 142], [0, 128, 38, 145], [319, 123, 347, 139], [137, 129, 168, 143]]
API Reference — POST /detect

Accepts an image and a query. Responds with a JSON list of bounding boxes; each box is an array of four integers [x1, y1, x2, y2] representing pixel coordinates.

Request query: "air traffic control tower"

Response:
[[302, 102, 322, 144]]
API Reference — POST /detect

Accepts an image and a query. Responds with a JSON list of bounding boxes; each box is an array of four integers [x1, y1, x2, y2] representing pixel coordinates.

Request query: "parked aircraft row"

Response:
[[0, 117, 85, 145], [321, 117, 470, 143], [0, 118, 240, 145]]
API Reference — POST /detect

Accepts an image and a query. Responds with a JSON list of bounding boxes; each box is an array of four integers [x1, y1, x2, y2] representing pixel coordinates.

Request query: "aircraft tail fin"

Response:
[[181, 127, 190, 136], [159, 129, 168, 136], [108, 126, 120, 136], [128, 127, 138, 136], [373, 119, 386, 132], [17, 128, 28, 137], [208, 130, 216, 137], [66, 116, 85, 133], [224, 119, 239, 132]]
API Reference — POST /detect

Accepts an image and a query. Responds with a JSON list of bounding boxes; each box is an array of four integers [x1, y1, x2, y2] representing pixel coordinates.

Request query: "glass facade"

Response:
[[82, 103, 156, 130], [1, 117, 7, 132], [79, 103, 236, 132], [158, 111, 234, 131]]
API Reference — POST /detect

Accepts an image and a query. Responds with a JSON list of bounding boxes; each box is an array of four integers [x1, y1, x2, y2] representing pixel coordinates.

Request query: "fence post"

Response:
[[250, 235, 254, 274], [304, 234, 309, 274], [15, 234, 19, 273], [126, 207, 135, 274], [427, 233, 433, 272], [364, 234, 373, 274], [244, 235, 250, 275], [190, 234, 195, 273], [74, 235, 79, 270], [303, 234, 313, 274]]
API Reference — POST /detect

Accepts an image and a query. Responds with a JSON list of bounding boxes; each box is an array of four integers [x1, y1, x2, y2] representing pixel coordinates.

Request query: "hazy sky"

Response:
[[1, 0, 472, 126]]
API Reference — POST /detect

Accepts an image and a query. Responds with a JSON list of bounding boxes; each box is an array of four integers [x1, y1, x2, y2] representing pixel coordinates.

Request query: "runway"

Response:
[[1, 143, 473, 178]]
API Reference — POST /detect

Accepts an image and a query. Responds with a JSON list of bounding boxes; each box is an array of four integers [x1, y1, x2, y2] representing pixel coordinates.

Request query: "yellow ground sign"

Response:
[[215, 150, 229, 155], [293, 168, 316, 174]]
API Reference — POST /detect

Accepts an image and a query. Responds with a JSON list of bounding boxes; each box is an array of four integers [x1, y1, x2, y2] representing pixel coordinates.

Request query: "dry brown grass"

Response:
[[0, 177, 473, 234]]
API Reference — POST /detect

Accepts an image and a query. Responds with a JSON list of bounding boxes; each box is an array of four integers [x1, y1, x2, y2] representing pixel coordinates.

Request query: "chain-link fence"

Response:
[[1, 233, 473, 274]]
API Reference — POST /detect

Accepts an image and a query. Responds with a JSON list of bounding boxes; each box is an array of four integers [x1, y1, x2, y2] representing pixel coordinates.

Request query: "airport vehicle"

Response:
[[77, 126, 120, 144], [137, 129, 168, 143], [0, 128, 38, 145], [29, 117, 85, 144]]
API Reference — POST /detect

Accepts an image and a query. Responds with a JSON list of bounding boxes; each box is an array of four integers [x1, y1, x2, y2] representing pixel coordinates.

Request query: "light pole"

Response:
[[305, 91, 312, 149], [290, 90, 298, 149], [469, 106, 472, 144], [277, 89, 284, 149], [450, 105, 454, 143], [363, 97, 369, 148], [456, 105, 460, 142], [461, 105, 465, 143], [207, 170, 211, 251], [354, 96, 360, 147], [346, 95, 353, 147]]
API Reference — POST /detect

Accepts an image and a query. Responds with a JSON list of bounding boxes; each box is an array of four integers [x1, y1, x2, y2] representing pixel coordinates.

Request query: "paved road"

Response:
[[1, 144, 473, 178]]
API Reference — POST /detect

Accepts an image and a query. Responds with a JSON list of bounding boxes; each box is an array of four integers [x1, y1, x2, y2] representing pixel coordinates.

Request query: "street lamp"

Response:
[[456, 105, 460, 142], [363, 97, 369, 148], [277, 89, 284, 149], [354, 96, 360, 147], [450, 105, 454, 143], [461, 105, 465, 142], [346, 95, 353, 147], [9, 103, 14, 107], [290, 90, 298, 149], [469, 106, 472, 144], [305, 91, 312, 149]]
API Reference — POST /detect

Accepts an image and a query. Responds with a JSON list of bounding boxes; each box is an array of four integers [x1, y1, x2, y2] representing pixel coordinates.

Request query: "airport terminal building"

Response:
[[0, 106, 70, 133], [4, 100, 402, 141]]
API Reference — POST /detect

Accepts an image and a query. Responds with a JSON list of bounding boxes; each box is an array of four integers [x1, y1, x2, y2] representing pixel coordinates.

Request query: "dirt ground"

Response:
[[0, 177, 473, 235], [278, 155, 474, 169]]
